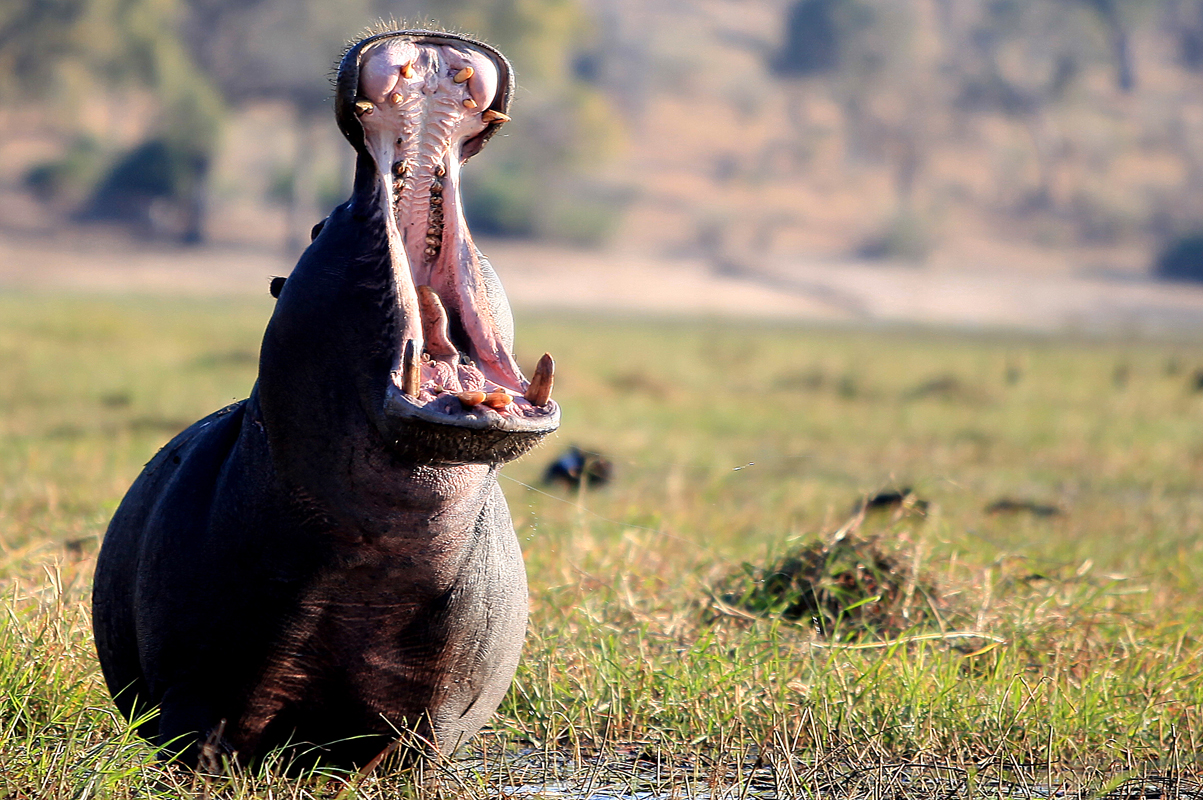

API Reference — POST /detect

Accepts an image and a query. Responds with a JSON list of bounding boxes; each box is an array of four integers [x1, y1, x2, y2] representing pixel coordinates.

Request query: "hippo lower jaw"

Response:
[[335, 31, 559, 460]]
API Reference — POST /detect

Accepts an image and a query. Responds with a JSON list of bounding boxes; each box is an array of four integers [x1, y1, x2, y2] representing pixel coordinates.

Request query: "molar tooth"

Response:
[[454, 66, 474, 84], [483, 392, 513, 409], [392, 161, 406, 177], [456, 391, 486, 408], [482, 110, 511, 123], [389, 91, 402, 105], [402, 340, 420, 397], [354, 100, 374, 116], [400, 62, 415, 79], [524, 353, 555, 406], [463, 98, 478, 109]]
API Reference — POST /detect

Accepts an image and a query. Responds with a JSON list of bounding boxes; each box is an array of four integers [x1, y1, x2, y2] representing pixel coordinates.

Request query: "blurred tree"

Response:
[[177, 0, 374, 252], [951, 0, 1094, 209], [0, 0, 224, 242], [772, 0, 875, 77], [1072, 0, 1152, 92], [388, 0, 627, 243], [1171, 0, 1203, 70]]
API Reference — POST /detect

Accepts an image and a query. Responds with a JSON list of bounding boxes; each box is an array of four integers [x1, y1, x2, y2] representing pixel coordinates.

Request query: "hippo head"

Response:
[[262, 30, 559, 471]]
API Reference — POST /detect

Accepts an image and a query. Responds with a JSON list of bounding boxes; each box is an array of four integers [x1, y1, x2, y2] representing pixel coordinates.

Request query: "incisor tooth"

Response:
[[456, 391, 486, 408], [454, 66, 474, 84], [524, 353, 554, 406], [463, 98, 478, 109], [400, 62, 415, 79], [354, 100, 374, 116], [402, 340, 420, 397], [483, 392, 513, 409], [482, 110, 510, 123]]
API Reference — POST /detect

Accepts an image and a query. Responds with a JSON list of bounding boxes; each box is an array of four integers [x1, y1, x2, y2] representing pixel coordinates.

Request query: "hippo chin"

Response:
[[92, 30, 559, 770]]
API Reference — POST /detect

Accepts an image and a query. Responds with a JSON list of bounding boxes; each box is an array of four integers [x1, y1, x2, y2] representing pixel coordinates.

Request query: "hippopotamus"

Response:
[[92, 29, 559, 769]]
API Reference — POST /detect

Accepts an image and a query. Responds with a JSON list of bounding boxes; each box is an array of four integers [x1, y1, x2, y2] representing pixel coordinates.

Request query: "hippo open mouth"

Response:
[[334, 31, 559, 457]]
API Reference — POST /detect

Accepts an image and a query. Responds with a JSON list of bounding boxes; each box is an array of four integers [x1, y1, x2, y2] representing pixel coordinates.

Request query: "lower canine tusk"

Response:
[[524, 353, 554, 406], [402, 340, 420, 397]]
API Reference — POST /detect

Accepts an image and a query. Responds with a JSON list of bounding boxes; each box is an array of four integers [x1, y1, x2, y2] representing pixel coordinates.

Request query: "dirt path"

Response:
[[4, 231, 1203, 335]]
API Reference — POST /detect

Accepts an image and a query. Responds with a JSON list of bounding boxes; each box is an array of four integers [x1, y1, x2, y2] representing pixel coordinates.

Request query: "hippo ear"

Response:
[[335, 30, 514, 162]]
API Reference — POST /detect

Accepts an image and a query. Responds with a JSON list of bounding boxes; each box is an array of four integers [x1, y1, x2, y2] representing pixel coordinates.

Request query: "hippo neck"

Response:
[[260, 154, 408, 394], [254, 158, 421, 511], [248, 385, 503, 564]]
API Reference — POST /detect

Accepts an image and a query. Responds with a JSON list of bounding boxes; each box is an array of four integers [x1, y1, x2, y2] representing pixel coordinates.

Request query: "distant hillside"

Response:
[[4, 0, 1203, 276]]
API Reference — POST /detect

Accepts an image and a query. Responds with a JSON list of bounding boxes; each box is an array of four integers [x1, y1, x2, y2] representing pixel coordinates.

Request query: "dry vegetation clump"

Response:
[[713, 516, 943, 639]]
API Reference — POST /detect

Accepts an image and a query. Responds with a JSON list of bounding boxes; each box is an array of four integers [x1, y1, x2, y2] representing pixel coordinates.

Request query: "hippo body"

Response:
[[93, 30, 558, 768]]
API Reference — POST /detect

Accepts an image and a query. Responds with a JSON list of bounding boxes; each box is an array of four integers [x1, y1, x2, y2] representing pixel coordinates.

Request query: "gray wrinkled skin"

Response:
[[92, 30, 556, 770]]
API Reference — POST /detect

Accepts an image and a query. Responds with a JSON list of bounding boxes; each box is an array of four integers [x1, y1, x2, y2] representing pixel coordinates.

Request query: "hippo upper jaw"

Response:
[[329, 30, 559, 464]]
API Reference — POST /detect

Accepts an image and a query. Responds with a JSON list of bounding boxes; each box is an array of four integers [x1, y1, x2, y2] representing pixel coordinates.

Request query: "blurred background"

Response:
[[6, 0, 1203, 332]]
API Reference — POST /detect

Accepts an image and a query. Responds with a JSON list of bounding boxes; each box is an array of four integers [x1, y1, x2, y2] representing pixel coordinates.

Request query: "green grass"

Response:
[[2, 292, 1203, 797]]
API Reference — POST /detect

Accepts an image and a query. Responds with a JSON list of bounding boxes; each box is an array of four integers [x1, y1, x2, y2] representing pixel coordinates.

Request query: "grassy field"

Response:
[[2, 292, 1203, 798]]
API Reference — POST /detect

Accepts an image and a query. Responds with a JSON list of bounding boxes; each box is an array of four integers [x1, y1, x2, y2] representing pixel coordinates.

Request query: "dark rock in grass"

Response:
[[715, 532, 940, 637], [1113, 362, 1130, 389], [904, 374, 981, 402], [985, 498, 1064, 518], [1154, 232, 1203, 282], [543, 446, 613, 489], [100, 392, 132, 408], [64, 536, 94, 558], [853, 487, 930, 517]]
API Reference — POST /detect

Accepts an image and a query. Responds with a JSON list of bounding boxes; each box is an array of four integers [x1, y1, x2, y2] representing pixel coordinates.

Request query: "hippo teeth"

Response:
[[358, 35, 556, 421], [402, 340, 420, 397], [524, 353, 554, 407]]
